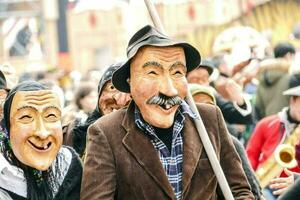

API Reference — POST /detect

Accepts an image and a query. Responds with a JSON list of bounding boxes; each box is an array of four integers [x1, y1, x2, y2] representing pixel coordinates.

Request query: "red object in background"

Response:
[[89, 11, 97, 28], [188, 3, 195, 21], [246, 0, 254, 15], [67, 2, 76, 10], [296, 141, 300, 167]]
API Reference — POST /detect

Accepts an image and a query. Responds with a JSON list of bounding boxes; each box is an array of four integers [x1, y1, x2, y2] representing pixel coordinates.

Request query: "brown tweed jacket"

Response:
[[81, 102, 254, 200]]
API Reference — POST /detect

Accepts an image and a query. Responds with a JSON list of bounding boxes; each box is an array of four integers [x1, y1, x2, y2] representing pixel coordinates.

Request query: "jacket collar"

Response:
[[121, 102, 203, 199]]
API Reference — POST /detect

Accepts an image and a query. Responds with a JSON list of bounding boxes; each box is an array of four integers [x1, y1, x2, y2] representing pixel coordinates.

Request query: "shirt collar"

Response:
[[134, 100, 196, 133], [278, 107, 297, 136], [180, 99, 197, 119]]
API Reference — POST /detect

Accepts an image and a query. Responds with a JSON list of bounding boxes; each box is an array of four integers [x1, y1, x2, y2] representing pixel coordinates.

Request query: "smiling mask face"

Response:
[[129, 46, 188, 128], [9, 90, 62, 171], [98, 81, 131, 115]]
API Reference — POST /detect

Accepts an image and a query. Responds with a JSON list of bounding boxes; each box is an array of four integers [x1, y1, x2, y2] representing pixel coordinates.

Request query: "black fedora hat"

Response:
[[112, 25, 201, 93]]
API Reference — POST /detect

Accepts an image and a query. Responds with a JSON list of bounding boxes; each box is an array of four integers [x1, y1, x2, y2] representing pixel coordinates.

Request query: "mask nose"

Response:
[[35, 118, 51, 140], [160, 77, 178, 97]]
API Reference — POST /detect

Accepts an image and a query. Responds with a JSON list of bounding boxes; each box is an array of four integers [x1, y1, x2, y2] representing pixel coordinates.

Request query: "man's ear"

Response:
[[127, 78, 130, 84]]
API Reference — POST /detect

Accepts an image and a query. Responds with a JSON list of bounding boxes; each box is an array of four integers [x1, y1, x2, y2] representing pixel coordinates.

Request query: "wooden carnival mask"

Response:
[[129, 46, 188, 128], [9, 90, 62, 171], [98, 80, 131, 115]]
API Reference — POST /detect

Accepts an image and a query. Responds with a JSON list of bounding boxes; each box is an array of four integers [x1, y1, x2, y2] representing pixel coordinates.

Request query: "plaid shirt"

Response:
[[134, 101, 196, 200]]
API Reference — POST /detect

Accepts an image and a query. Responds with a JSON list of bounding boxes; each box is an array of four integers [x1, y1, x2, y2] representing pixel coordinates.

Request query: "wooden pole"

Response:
[[143, 1, 234, 199]]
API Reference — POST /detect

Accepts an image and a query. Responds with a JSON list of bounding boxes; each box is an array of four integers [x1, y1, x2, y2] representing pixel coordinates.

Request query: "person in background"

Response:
[[189, 83, 263, 200], [81, 25, 254, 200], [189, 83, 216, 105], [277, 140, 300, 199], [187, 59, 253, 140], [255, 42, 296, 120], [0, 71, 9, 121], [63, 63, 131, 157], [0, 81, 82, 200], [0, 63, 19, 122], [0, 63, 19, 90], [247, 74, 300, 199], [62, 82, 98, 125], [75, 83, 98, 117], [188, 59, 252, 125]]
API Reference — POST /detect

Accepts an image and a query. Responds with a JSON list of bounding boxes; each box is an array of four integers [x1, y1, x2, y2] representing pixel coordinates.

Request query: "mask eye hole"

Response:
[[18, 115, 33, 123]]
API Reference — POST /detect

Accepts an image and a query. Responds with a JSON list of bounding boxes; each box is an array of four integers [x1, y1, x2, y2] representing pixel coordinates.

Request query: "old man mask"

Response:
[[3, 81, 62, 171], [129, 46, 187, 128], [112, 25, 201, 128], [97, 63, 131, 115]]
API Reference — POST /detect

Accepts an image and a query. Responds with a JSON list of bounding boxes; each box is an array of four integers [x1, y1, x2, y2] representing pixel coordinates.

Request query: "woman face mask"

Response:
[[9, 90, 62, 171]]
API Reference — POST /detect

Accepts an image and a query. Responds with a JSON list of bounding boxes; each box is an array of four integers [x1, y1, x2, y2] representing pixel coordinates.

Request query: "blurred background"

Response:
[[1, 0, 300, 75], [2, 1, 300, 198], [1, 0, 300, 110]]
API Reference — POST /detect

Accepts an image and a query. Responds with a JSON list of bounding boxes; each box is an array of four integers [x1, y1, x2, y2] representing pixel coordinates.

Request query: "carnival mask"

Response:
[[9, 90, 62, 171], [99, 81, 131, 115], [129, 46, 188, 128]]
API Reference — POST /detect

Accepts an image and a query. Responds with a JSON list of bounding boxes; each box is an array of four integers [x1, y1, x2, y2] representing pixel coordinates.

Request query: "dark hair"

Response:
[[74, 82, 95, 110], [274, 42, 295, 58]]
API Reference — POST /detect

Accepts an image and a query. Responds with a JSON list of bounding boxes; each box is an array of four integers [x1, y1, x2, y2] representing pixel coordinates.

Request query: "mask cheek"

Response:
[[178, 83, 188, 99], [51, 126, 63, 145], [99, 100, 115, 114]]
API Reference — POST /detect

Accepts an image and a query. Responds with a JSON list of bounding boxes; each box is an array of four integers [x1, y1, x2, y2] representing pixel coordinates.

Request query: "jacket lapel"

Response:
[[182, 115, 203, 197], [121, 104, 175, 199]]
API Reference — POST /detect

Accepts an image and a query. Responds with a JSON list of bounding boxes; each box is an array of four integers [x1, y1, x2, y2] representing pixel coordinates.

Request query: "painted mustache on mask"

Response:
[[147, 93, 182, 110]]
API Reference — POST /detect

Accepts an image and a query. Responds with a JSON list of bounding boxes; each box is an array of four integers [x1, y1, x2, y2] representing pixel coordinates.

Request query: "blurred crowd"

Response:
[[2, 24, 300, 200]]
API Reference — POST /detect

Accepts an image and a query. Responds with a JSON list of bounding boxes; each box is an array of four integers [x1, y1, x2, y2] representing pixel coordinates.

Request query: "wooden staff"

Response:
[[143, 0, 234, 199]]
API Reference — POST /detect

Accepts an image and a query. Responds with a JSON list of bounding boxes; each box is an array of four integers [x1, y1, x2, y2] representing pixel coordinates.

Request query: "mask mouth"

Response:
[[101, 106, 120, 114], [147, 94, 182, 111], [160, 103, 173, 110], [105, 104, 127, 113], [28, 140, 52, 151]]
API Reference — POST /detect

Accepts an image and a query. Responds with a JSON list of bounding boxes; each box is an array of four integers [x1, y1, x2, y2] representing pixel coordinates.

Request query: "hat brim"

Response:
[[112, 41, 201, 93], [283, 85, 300, 96]]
